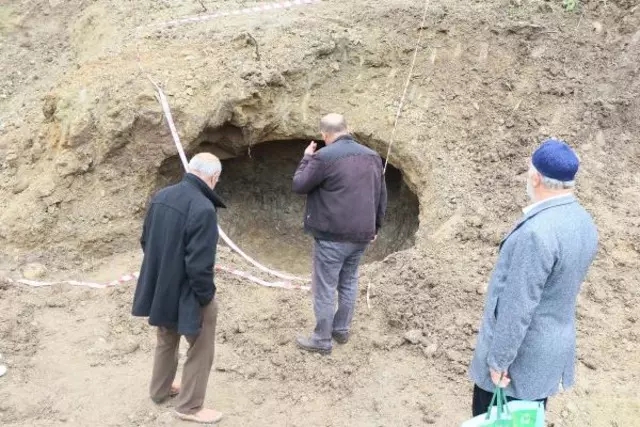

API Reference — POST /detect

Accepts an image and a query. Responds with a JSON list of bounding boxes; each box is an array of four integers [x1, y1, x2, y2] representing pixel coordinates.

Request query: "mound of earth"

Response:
[[0, 0, 639, 426]]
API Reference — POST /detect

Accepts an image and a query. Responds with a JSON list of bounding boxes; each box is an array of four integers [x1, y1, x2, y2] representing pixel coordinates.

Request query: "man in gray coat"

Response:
[[469, 139, 598, 416]]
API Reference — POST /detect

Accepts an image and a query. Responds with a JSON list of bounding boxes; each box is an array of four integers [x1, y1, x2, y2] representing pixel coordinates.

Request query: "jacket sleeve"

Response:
[[487, 228, 554, 372], [140, 205, 153, 252], [376, 170, 388, 232], [184, 208, 218, 306], [292, 154, 324, 194]]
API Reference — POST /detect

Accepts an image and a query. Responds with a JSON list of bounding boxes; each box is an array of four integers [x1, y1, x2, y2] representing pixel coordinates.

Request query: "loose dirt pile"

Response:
[[1, 0, 639, 426]]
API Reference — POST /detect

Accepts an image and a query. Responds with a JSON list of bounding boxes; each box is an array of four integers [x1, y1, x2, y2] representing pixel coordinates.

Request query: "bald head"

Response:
[[189, 152, 222, 189], [319, 113, 349, 144]]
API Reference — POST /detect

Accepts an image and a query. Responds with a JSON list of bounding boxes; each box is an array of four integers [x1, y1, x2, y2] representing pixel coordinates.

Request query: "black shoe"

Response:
[[332, 331, 349, 344], [296, 337, 332, 355]]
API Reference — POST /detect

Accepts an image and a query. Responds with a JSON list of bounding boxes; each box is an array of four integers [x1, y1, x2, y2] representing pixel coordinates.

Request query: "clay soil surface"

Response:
[[1, 0, 639, 426]]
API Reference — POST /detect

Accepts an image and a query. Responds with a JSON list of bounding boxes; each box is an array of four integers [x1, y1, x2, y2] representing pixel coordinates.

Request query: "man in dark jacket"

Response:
[[132, 153, 225, 424], [293, 113, 388, 354]]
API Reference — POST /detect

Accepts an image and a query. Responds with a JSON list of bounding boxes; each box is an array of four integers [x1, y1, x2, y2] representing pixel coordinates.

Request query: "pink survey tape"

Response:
[[6, 265, 309, 291], [151, 0, 320, 28], [5, 272, 139, 290]]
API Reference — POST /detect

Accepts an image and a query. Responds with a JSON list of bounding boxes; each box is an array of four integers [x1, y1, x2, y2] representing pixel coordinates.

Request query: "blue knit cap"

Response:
[[532, 139, 579, 182]]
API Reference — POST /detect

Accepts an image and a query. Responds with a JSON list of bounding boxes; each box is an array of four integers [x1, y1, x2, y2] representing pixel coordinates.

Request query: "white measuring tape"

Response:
[[149, 0, 320, 29], [4, 272, 138, 290], [5, 265, 308, 291], [383, 0, 430, 174]]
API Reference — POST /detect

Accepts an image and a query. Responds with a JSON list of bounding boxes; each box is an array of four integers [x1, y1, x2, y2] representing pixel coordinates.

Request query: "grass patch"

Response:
[[563, 0, 578, 11]]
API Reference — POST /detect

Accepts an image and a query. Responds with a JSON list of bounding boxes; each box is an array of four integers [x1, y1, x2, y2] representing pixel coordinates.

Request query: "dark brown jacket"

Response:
[[292, 135, 387, 242]]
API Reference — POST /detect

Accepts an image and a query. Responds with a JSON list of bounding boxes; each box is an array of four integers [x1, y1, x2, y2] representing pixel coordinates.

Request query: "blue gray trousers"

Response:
[[310, 239, 368, 348]]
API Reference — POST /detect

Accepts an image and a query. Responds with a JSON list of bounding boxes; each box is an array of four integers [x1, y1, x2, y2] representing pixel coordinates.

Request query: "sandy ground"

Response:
[[1, 0, 639, 426]]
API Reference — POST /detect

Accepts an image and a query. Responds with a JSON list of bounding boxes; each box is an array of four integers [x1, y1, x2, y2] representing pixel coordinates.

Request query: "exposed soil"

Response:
[[1, 0, 639, 426]]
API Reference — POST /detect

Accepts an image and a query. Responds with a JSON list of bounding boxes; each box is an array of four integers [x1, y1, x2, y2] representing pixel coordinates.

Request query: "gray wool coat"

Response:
[[469, 194, 598, 400]]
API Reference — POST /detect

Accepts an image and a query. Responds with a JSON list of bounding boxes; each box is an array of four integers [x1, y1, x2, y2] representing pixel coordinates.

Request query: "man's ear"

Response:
[[532, 171, 542, 188]]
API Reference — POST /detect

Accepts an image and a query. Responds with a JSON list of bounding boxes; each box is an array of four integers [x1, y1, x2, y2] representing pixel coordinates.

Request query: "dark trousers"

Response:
[[472, 384, 548, 417]]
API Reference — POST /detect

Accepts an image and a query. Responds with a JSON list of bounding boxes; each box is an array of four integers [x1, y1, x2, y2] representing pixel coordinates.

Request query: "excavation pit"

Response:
[[157, 139, 419, 275]]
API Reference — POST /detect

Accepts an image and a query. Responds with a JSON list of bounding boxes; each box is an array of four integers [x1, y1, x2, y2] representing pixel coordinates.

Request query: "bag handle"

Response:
[[484, 375, 511, 420]]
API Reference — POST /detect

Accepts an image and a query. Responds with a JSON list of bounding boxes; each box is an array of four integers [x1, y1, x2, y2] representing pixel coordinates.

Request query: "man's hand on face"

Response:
[[304, 141, 317, 156], [490, 369, 511, 388]]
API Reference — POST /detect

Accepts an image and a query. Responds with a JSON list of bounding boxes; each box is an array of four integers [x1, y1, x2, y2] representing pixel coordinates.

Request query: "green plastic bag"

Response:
[[507, 400, 544, 426], [460, 387, 545, 427]]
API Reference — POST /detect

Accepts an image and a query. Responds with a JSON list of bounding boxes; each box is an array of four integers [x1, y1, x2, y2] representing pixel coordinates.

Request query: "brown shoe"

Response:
[[174, 408, 223, 424]]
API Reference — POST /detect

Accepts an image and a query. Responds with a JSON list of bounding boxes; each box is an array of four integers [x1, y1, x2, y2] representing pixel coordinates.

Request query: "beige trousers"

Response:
[[149, 300, 218, 414]]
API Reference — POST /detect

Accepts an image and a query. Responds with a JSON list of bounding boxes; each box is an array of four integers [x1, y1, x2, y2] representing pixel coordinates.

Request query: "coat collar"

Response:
[[332, 134, 355, 144], [500, 194, 576, 249], [183, 173, 227, 208]]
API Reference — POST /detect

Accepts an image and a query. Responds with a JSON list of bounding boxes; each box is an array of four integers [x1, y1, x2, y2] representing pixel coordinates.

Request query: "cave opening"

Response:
[[156, 139, 420, 275]]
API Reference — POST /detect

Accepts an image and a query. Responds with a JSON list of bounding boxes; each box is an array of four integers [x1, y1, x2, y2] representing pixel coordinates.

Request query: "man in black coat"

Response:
[[132, 152, 225, 424]]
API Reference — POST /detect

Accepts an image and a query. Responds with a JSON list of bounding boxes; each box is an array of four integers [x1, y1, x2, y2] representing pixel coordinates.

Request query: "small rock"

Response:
[[454, 316, 467, 327], [389, 336, 405, 348], [12, 179, 30, 194], [156, 411, 174, 425], [5, 153, 18, 168], [476, 283, 487, 295], [270, 355, 285, 367], [468, 216, 483, 228], [114, 339, 140, 356], [388, 318, 403, 328], [403, 329, 423, 344], [592, 21, 603, 34], [446, 350, 464, 363], [251, 394, 265, 405], [46, 297, 67, 308], [422, 343, 438, 358], [372, 336, 388, 349], [580, 357, 598, 370], [244, 366, 258, 379], [423, 416, 437, 424], [22, 263, 47, 280], [588, 286, 607, 303]]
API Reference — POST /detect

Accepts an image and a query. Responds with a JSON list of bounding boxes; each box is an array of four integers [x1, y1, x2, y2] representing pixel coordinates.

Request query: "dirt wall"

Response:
[[0, 0, 639, 426]]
